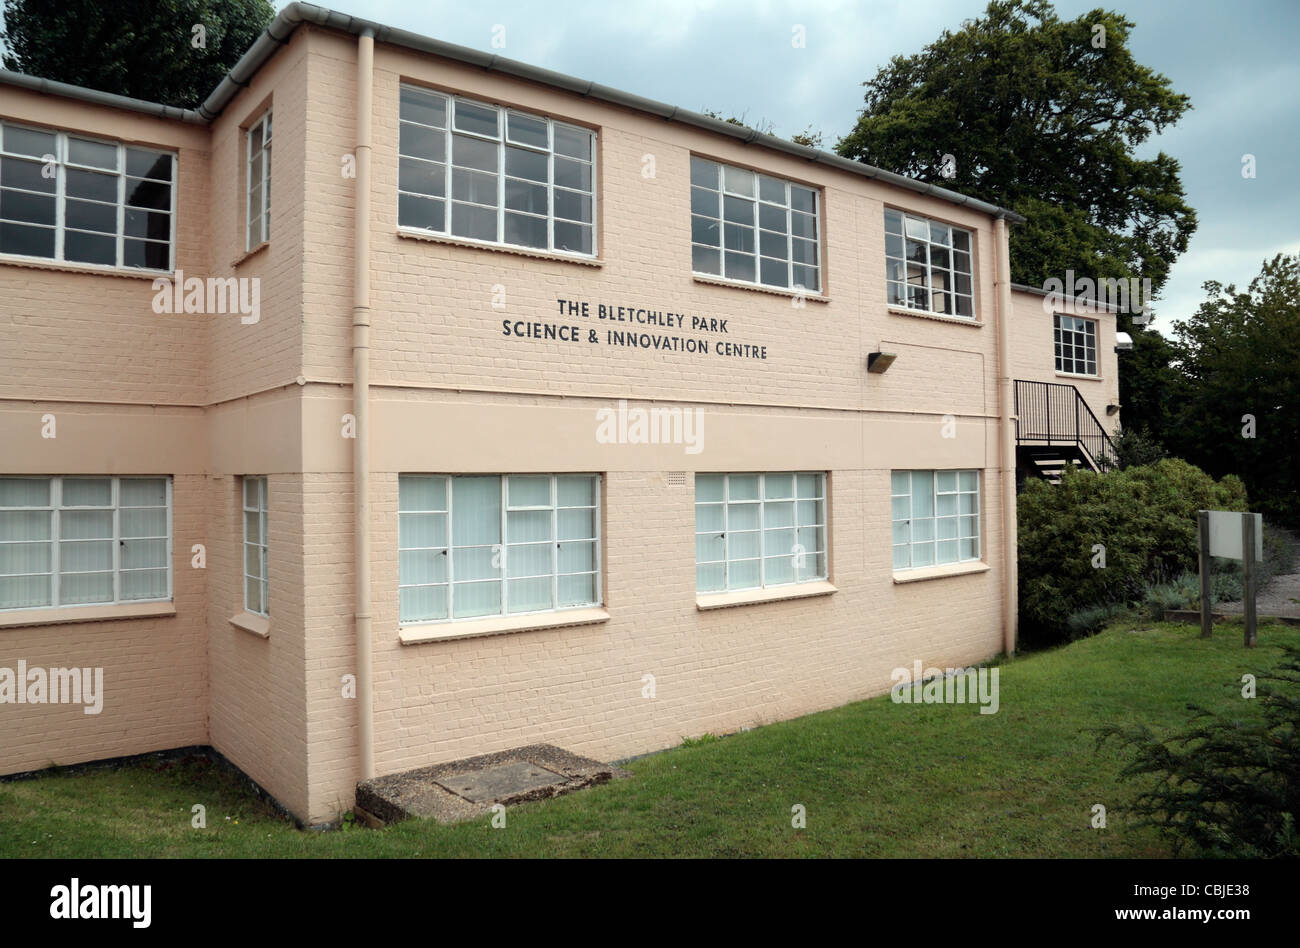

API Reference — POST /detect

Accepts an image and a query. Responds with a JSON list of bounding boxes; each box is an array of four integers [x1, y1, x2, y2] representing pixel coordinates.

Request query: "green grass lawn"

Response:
[[2, 618, 1293, 858]]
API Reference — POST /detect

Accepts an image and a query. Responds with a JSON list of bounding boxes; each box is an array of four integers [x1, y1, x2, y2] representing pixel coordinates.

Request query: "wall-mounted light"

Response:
[[1115, 331, 1134, 351], [1106, 403, 1121, 416], [867, 351, 896, 374]]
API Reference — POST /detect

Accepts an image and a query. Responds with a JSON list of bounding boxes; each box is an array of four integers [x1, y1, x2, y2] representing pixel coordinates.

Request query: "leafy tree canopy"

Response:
[[1, 0, 274, 109], [836, 0, 1196, 298], [1168, 254, 1300, 526]]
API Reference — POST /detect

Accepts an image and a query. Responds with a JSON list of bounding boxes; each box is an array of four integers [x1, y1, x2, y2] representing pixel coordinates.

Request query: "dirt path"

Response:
[[1219, 526, 1300, 618]]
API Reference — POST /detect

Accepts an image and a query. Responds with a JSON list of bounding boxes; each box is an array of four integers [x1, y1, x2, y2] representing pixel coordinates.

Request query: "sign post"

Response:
[[1197, 510, 1213, 639], [1198, 510, 1263, 646], [1242, 514, 1258, 648]]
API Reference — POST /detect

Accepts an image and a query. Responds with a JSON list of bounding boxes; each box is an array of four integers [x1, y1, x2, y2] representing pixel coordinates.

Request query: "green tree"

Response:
[[1, 0, 274, 109], [835, 0, 1196, 298], [1168, 254, 1300, 526]]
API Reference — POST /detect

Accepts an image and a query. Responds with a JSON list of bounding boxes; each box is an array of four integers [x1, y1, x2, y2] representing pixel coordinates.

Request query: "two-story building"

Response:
[[0, 3, 1120, 827]]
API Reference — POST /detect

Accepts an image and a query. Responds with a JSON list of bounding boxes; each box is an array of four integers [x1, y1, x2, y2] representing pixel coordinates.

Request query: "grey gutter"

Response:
[[200, 2, 1027, 224], [0, 70, 206, 124], [1011, 281, 1122, 312]]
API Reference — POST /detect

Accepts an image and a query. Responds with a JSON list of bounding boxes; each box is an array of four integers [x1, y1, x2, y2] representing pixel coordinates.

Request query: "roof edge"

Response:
[[0, 70, 206, 124]]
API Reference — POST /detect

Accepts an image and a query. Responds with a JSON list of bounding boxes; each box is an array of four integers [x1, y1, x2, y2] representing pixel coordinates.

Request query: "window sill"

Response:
[[0, 600, 176, 629], [231, 241, 269, 269], [399, 606, 610, 645], [691, 273, 830, 303], [893, 561, 990, 584], [1055, 371, 1101, 382], [0, 253, 169, 280], [229, 611, 271, 638], [396, 228, 603, 267], [696, 580, 837, 611], [887, 305, 981, 327]]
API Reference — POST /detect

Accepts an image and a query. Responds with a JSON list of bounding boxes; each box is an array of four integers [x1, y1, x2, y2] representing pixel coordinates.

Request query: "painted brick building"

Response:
[[0, 4, 1121, 826]]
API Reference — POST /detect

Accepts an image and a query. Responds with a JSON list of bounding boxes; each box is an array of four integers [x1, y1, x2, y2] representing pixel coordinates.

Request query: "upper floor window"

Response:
[[695, 472, 827, 592], [397, 474, 601, 624], [1054, 314, 1097, 376], [885, 209, 973, 318], [891, 470, 980, 570], [242, 476, 269, 616], [690, 157, 820, 292], [0, 121, 174, 271], [398, 85, 596, 256], [245, 112, 272, 250], [0, 476, 172, 610]]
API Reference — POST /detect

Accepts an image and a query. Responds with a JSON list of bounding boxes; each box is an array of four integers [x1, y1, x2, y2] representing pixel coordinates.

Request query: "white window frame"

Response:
[[242, 476, 269, 616], [397, 474, 603, 625], [245, 111, 272, 250], [0, 475, 173, 611], [891, 470, 981, 571], [1054, 313, 1098, 377], [885, 208, 975, 319], [397, 85, 598, 258], [689, 156, 822, 292], [694, 472, 828, 593], [0, 120, 176, 272]]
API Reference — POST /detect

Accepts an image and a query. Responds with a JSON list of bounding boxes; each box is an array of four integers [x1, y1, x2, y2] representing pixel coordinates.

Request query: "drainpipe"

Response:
[[354, 29, 375, 780], [994, 217, 1018, 656]]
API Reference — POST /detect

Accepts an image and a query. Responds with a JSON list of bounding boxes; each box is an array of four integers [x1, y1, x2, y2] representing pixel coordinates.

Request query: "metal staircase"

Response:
[[1014, 380, 1117, 484]]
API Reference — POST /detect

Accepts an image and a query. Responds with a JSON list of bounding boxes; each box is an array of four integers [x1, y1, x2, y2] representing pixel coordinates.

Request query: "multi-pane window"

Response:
[[885, 209, 974, 318], [245, 111, 272, 250], [695, 473, 827, 593], [890, 471, 980, 570], [0, 476, 171, 610], [398, 474, 601, 624], [0, 121, 174, 270], [398, 85, 596, 255], [1054, 314, 1098, 376], [690, 157, 820, 291], [242, 477, 269, 616]]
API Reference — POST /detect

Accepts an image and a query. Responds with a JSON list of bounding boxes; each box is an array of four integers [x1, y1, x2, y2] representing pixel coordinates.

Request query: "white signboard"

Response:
[[1206, 511, 1263, 561]]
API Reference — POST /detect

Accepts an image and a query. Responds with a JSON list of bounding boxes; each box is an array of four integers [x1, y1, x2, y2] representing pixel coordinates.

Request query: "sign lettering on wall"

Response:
[[497, 297, 769, 360]]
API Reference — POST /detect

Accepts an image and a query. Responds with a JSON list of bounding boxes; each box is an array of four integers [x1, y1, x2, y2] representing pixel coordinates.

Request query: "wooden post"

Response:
[[1242, 514, 1257, 648], [1197, 510, 1213, 639]]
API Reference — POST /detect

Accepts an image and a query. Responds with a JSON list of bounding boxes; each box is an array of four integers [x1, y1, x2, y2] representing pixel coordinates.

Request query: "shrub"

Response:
[[1142, 574, 1198, 620], [1065, 603, 1130, 639], [1018, 458, 1248, 646], [1099, 425, 1168, 471], [1097, 646, 1300, 858]]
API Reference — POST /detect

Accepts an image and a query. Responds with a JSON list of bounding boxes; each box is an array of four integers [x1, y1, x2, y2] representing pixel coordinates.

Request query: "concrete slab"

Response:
[[355, 743, 630, 825]]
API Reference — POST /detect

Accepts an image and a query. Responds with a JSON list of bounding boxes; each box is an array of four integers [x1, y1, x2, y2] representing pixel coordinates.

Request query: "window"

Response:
[[0, 121, 174, 270], [1054, 314, 1097, 376], [891, 471, 980, 570], [245, 111, 271, 249], [695, 473, 827, 592], [885, 209, 973, 318], [398, 85, 596, 255], [398, 474, 601, 623], [242, 477, 268, 616], [690, 157, 820, 291], [0, 476, 171, 610]]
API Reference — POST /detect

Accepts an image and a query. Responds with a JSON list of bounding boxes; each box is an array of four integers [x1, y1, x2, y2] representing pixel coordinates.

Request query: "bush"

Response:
[[1097, 646, 1300, 858], [1018, 458, 1249, 647], [1065, 603, 1130, 639], [1142, 574, 1200, 620]]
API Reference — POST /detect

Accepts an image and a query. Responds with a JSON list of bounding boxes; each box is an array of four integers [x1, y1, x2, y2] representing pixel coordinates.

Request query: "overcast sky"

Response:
[[310, 1, 1295, 333]]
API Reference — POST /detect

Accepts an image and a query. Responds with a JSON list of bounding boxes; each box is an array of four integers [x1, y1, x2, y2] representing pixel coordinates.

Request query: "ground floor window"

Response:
[[0, 475, 171, 610], [891, 470, 980, 569], [398, 474, 601, 623], [695, 472, 827, 592], [242, 476, 269, 616]]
